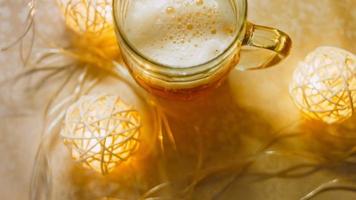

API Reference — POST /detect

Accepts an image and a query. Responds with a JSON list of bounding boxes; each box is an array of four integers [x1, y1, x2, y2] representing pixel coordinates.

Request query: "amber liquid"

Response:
[[124, 51, 240, 100], [135, 72, 228, 100]]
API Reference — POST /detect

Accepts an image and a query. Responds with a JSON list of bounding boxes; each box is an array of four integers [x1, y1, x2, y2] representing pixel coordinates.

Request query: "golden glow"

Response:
[[56, 0, 112, 34], [56, 0, 120, 72], [289, 46, 356, 124], [61, 95, 141, 175]]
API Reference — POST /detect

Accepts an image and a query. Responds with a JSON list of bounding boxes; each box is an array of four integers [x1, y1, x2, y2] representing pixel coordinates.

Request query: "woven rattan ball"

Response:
[[290, 46, 356, 124], [57, 0, 112, 34], [61, 94, 141, 175]]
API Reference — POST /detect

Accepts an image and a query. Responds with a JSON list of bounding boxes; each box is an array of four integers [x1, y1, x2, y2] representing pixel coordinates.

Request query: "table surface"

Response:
[[0, 0, 355, 200]]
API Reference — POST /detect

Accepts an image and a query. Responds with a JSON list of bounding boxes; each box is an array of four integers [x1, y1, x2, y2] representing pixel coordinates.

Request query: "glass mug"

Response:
[[113, 0, 291, 99]]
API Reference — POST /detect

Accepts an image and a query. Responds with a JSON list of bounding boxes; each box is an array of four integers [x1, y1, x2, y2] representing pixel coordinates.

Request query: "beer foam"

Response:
[[124, 0, 237, 68]]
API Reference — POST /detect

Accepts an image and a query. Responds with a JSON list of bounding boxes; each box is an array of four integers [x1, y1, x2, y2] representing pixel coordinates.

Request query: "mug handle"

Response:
[[238, 22, 292, 70]]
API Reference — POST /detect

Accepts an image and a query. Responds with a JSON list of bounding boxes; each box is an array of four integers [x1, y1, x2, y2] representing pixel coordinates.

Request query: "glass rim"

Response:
[[113, 0, 247, 75]]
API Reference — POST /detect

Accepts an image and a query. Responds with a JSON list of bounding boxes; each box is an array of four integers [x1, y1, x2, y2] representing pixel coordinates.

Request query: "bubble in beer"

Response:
[[166, 6, 175, 14], [196, 0, 204, 6]]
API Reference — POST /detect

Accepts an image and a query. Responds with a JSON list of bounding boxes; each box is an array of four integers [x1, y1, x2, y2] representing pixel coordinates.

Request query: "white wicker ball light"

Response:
[[61, 94, 141, 175], [289, 46, 356, 124], [56, 0, 112, 34]]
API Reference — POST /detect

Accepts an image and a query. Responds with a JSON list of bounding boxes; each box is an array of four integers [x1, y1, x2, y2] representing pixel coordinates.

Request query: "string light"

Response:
[[61, 94, 141, 175], [289, 46, 356, 124], [56, 0, 112, 34]]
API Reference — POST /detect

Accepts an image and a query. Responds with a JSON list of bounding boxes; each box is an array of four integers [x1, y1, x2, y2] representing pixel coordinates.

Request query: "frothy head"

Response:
[[124, 0, 237, 68]]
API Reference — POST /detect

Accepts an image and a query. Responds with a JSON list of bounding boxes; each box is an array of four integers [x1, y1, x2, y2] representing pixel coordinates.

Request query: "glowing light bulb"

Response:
[[61, 94, 141, 175], [56, 0, 112, 34], [289, 46, 356, 124]]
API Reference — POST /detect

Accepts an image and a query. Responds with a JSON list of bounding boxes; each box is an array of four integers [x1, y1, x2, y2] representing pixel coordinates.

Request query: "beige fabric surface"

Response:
[[0, 0, 355, 199]]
